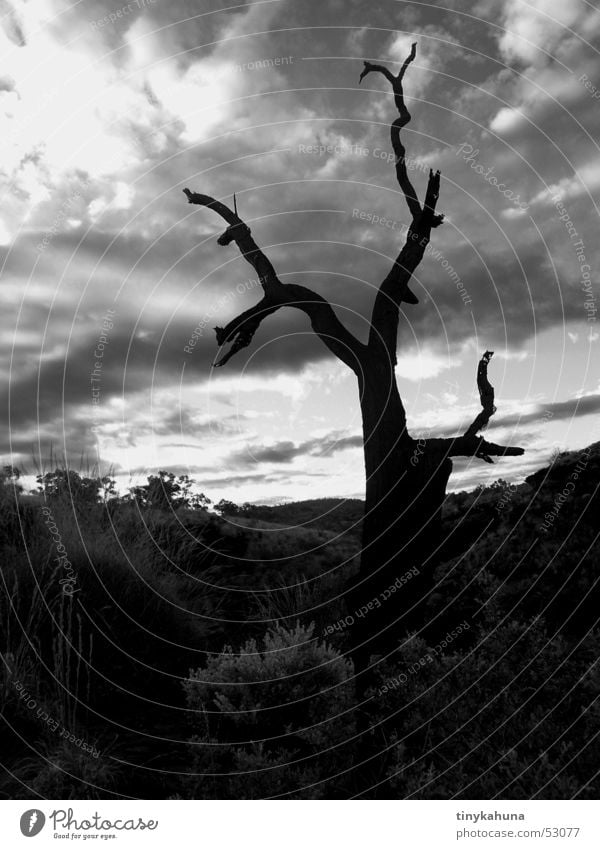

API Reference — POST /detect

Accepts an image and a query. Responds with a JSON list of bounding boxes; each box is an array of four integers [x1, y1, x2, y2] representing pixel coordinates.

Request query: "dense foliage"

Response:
[[0, 444, 598, 798]]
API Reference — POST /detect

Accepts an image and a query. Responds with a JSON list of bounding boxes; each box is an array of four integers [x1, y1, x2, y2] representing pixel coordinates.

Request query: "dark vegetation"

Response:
[[0, 444, 598, 798]]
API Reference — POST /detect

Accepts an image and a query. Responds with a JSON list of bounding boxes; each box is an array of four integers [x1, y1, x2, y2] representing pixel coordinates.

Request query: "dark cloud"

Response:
[[423, 393, 600, 443], [228, 392, 600, 472], [494, 394, 600, 429], [2, 0, 599, 497], [125, 467, 327, 487], [0, 307, 355, 447], [0, 73, 15, 92], [0, 0, 26, 46], [228, 430, 362, 466], [5, 416, 102, 475], [152, 410, 239, 436]]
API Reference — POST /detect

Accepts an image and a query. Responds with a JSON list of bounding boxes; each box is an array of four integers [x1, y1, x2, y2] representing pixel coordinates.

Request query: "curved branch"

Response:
[[359, 44, 420, 221], [212, 297, 279, 368], [183, 190, 366, 372], [184, 189, 280, 296], [464, 350, 496, 438], [361, 44, 444, 364], [423, 351, 524, 464]]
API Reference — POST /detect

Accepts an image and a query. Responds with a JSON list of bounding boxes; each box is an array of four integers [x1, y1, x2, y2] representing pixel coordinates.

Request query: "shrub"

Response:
[[368, 619, 600, 798], [181, 623, 356, 798]]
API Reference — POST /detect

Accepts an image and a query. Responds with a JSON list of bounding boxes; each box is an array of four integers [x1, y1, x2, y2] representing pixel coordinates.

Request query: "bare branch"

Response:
[[464, 350, 496, 438], [359, 43, 420, 222], [423, 351, 524, 464], [427, 436, 524, 464], [212, 297, 279, 368], [183, 190, 366, 372], [367, 170, 443, 363], [184, 189, 280, 296], [361, 44, 444, 363]]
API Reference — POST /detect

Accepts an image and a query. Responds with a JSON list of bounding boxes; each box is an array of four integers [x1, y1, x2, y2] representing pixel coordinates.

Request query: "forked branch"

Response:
[[182, 43, 440, 373], [183, 190, 365, 371]]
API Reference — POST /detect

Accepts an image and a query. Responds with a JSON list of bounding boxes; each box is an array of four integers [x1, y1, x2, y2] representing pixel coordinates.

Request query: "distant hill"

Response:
[[232, 497, 365, 543], [235, 442, 600, 553]]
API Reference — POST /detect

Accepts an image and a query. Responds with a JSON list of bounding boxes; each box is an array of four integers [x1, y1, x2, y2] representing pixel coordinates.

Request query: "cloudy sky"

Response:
[[1, 0, 599, 503]]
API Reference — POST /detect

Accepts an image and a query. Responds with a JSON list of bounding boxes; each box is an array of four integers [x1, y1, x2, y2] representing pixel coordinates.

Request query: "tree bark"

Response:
[[348, 351, 522, 677]]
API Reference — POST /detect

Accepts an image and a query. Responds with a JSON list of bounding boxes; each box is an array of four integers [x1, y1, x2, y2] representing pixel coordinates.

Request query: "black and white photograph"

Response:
[[0, 0, 599, 834]]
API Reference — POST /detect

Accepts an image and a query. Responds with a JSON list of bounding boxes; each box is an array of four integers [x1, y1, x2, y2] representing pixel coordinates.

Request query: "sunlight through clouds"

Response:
[[1, 0, 598, 502]]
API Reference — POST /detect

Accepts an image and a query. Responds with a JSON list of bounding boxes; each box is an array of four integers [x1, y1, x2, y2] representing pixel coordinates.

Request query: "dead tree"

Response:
[[182, 43, 523, 673]]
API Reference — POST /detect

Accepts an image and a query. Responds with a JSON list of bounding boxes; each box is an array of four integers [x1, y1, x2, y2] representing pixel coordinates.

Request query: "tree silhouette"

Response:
[[182, 43, 523, 675], [35, 469, 116, 504], [128, 471, 211, 511]]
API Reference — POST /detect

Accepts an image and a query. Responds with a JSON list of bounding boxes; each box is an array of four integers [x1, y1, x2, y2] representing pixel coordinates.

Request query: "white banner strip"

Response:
[[0, 800, 599, 848]]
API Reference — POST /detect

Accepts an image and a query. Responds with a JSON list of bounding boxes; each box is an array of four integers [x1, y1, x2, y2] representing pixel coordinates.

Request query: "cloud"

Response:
[[529, 161, 600, 207], [395, 348, 461, 381], [228, 430, 363, 467], [495, 393, 600, 429], [0, 0, 26, 47], [424, 392, 600, 441], [200, 470, 329, 489], [2, 0, 599, 499], [498, 0, 597, 67], [489, 106, 525, 135]]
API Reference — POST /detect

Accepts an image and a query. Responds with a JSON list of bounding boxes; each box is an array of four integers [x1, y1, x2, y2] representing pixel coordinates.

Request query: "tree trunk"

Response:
[[348, 362, 452, 675]]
